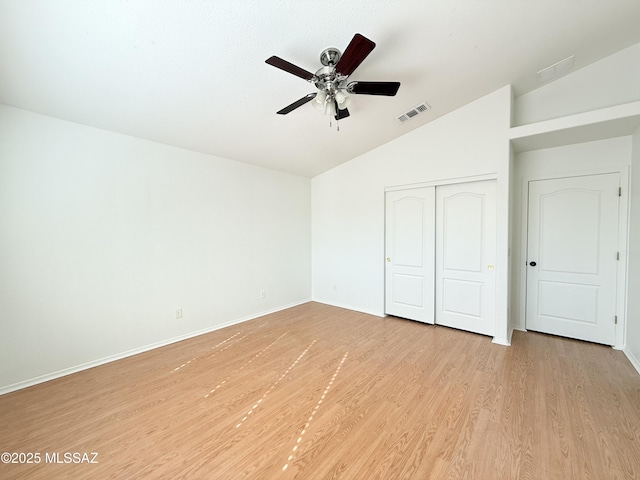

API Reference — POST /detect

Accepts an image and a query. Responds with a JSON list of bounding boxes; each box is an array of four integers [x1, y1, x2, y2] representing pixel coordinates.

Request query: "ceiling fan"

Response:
[[266, 33, 401, 122]]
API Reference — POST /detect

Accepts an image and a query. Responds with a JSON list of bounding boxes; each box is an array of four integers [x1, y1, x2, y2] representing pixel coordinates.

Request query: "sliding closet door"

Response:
[[435, 180, 496, 336], [384, 187, 435, 323]]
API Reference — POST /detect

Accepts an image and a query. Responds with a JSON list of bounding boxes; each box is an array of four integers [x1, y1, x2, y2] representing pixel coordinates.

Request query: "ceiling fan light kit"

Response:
[[266, 33, 401, 128]]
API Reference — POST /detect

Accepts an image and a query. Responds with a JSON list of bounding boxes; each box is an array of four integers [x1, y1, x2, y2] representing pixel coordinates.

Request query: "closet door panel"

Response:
[[384, 187, 435, 323], [435, 180, 496, 336]]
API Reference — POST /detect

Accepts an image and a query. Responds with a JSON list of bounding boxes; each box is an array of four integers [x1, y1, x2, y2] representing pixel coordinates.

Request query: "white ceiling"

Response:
[[1, 1, 640, 177]]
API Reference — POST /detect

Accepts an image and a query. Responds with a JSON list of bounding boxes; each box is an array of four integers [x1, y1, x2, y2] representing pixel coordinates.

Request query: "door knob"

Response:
[[529, 261, 537, 266], [386, 257, 391, 263]]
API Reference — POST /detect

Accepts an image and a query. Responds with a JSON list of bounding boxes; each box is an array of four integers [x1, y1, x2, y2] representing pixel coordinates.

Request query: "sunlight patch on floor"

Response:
[[282, 351, 348, 472], [234, 339, 317, 428], [204, 332, 289, 398]]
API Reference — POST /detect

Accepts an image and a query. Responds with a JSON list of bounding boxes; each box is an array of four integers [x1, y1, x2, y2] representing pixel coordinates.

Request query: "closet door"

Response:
[[384, 187, 435, 323], [435, 180, 496, 336]]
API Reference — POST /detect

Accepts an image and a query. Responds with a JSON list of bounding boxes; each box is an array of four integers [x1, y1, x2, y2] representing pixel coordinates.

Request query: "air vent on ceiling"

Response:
[[397, 102, 431, 123], [537, 55, 574, 84]]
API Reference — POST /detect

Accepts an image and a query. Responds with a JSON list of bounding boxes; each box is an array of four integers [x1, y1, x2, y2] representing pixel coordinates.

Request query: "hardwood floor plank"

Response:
[[1, 302, 639, 479]]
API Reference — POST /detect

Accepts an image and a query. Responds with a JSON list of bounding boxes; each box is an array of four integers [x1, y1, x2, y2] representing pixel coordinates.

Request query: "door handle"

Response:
[[529, 261, 537, 266]]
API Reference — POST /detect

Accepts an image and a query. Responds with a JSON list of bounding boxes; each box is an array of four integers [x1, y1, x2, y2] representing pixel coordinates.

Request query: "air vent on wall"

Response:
[[397, 102, 431, 123], [537, 55, 574, 84]]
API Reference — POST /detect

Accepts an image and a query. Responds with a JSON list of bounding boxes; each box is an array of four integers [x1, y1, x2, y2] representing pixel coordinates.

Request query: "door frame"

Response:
[[518, 167, 630, 350], [384, 174, 497, 193]]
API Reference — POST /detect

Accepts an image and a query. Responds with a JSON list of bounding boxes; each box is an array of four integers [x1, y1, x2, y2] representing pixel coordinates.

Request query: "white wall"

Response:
[[514, 42, 640, 125], [627, 127, 640, 371], [0, 105, 311, 393], [312, 86, 512, 342]]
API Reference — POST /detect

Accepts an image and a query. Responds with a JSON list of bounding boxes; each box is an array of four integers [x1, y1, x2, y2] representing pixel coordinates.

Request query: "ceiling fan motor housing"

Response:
[[315, 47, 349, 96], [313, 66, 346, 96]]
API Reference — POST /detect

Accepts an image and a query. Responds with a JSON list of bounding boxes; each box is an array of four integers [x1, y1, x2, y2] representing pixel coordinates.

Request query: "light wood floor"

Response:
[[1, 302, 639, 479]]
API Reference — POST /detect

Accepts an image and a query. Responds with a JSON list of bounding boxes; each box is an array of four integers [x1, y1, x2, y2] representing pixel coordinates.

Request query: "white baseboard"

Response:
[[0, 300, 310, 396], [311, 298, 385, 318], [624, 348, 640, 376], [492, 334, 511, 346], [492, 325, 516, 347]]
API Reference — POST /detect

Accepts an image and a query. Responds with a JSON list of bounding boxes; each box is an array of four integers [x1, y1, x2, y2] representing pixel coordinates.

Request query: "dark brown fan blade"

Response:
[[335, 33, 376, 77], [348, 81, 400, 96], [334, 101, 350, 120], [266, 56, 314, 81], [276, 93, 317, 115]]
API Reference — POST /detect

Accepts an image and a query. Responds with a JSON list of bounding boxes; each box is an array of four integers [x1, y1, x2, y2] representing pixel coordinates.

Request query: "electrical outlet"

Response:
[[260, 290, 266, 299], [176, 308, 183, 319]]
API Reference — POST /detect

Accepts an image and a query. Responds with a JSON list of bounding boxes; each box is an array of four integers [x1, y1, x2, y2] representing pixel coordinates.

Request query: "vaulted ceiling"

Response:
[[2, 1, 640, 177]]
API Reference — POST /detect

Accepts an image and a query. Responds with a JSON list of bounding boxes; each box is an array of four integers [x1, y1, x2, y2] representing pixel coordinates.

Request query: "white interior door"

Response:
[[435, 180, 496, 336], [384, 187, 435, 323], [526, 174, 619, 345]]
